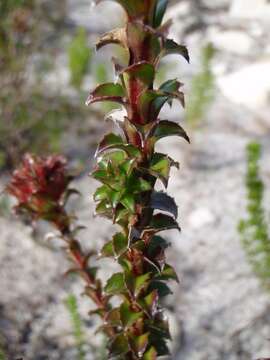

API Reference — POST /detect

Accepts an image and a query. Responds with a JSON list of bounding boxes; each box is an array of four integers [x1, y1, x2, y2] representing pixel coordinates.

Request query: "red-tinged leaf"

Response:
[[143, 346, 157, 360], [86, 83, 125, 106], [120, 302, 143, 328], [126, 22, 161, 63], [158, 263, 179, 283], [105, 272, 126, 295], [105, 307, 122, 326], [130, 333, 149, 357], [150, 191, 178, 219], [84, 286, 101, 304], [108, 333, 129, 357], [122, 62, 155, 90], [113, 232, 128, 257], [96, 27, 126, 51], [97, 133, 124, 155], [161, 39, 190, 63], [149, 120, 190, 144], [152, 0, 168, 28], [122, 117, 142, 147]]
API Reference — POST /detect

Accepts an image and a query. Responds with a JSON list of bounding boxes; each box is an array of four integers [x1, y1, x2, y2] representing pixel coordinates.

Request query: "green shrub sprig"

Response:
[[239, 142, 270, 286], [6, 1, 190, 358]]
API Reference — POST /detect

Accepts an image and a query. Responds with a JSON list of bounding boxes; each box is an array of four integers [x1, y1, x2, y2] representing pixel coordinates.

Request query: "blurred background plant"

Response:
[[186, 43, 216, 128], [238, 142, 270, 286], [0, 0, 100, 170], [68, 28, 93, 89], [65, 294, 86, 360]]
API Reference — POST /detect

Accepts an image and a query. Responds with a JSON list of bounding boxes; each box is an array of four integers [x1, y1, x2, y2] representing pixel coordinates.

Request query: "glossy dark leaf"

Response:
[[150, 191, 178, 218], [147, 213, 180, 234], [162, 39, 190, 63], [149, 120, 190, 144], [105, 272, 126, 295], [149, 281, 172, 297], [153, 0, 168, 28], [86, 83, 125, 106], [148, 236, 170, 257]]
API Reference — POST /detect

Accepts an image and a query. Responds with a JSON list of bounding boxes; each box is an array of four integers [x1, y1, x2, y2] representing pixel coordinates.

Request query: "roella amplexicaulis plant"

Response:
[[6, 0, 190, 358]]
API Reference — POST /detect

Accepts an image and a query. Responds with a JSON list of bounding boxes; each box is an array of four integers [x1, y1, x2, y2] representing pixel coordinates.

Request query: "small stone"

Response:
[[188, 207, 215, 229], [208, 30, 252, 55], [217, 61, 270, 110]]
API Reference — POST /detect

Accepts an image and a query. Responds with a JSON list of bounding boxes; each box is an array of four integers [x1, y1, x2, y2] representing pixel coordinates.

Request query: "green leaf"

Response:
[[120, 302, 143, 328], [109, 333, 129, 357], [150, 191, 178, 218], [105, 272, 126, 295], [142, 290, 159, 316], [149, 120, 190, 144], [153, 0, 168, 28], [149, 214, 180, 232], [113, 232, 128, 257], [138, 90, 169, 123], [162, 39, 190, 63], [86, 83, 125, 106], [121, 193, 136, 213], [96, 27, 126, 51], [158, 264, 179, 283], [149, 153, 171, 187], [143, 346, 158, 360], [94, 185, 109, 202], [130, 332, 149, 357], [97, 133, 124, 154], [125, 272, 152, 298], [95, 200, 113, 218], [159, 78, 183, 93], [100, 240, 115, 258], [129, 177, 152, 193]]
